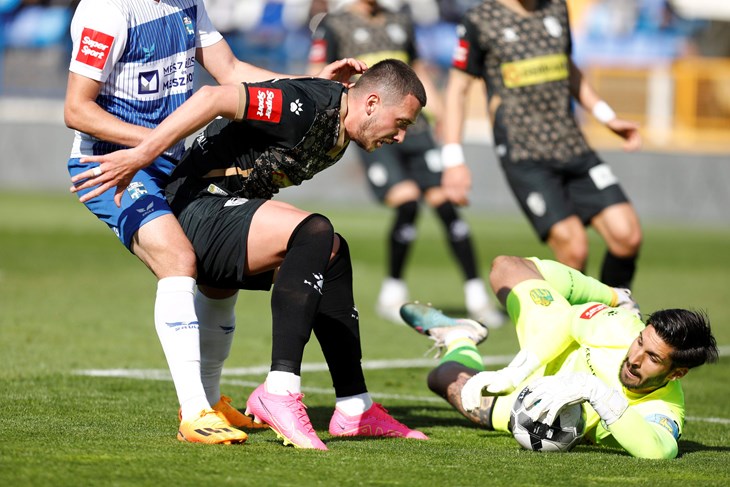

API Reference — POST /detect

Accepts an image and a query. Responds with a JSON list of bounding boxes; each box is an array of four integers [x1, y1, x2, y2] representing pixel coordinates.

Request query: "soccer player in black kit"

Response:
[[73, 60, 430, 450], [440, 0, 643, 295], [310, 0, 504, 328]]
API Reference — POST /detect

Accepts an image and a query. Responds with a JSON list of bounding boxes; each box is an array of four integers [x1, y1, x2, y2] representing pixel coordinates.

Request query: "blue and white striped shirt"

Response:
[[69, 0, 222, 161]]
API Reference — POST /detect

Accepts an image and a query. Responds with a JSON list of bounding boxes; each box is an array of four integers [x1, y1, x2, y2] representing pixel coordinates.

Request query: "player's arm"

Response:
[[70, 84, 242, 204], [525, 373, 679, 459], [200, 38, 365, 87], [411, 59, 444, 125], [64, 73, 151, 147], [440, 68, 475, 207], [568, 60, 641, 152], [601, 406, 679, 459]]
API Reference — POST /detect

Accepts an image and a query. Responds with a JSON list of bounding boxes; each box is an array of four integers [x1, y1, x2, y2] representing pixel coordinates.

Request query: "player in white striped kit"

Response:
[[65, 0, 364, 444]]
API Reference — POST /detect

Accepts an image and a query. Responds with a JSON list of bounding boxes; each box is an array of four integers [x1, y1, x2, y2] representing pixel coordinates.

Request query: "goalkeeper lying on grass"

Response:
[[402, 255, 718, 458]]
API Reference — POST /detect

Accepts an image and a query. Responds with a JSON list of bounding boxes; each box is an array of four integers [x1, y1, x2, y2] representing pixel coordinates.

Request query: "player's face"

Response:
[[619, 325, 676, 393], [353, 94, 421, 152]]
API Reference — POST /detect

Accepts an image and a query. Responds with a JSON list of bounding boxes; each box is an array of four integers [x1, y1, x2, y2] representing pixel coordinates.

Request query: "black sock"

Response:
[[270, 214, 334, 374], [600, 251, 638, 288], [313, 235, 367, 397], [435, 201, 479, 280], [388, 200, 419, 279]]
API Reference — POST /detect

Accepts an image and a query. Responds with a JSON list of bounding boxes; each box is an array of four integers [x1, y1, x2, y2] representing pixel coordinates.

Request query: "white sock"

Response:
[[464, 278, 489, 309], [444, 329, 477, 348], [196, 291, 238, 406], [155, 276, 209, 420], [335, 393, 374, 416], [265, 371, 301, 395]]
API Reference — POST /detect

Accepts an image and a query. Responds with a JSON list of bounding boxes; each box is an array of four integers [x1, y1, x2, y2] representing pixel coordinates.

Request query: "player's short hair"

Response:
[[648, 309, 719, 369], [352, 59, 427, 107]]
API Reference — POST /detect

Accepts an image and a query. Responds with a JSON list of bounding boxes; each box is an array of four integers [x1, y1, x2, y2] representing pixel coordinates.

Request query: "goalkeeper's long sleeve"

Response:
[[602, 406, 679, 459]]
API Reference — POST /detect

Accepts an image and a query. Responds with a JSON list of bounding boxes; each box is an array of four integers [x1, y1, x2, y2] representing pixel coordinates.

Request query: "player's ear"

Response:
[[366, 93, 380, 115], [668, 367, 688, 381]]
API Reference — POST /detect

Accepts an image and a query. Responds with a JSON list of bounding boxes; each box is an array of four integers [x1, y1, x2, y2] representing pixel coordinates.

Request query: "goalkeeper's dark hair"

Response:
[[351, 59, 427, 107], [648, 309, 718, 369]]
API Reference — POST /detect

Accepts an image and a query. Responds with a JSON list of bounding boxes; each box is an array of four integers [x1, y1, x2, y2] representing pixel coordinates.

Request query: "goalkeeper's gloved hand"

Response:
[[523, 372, 628, 426], [460, 350, 541, 412]]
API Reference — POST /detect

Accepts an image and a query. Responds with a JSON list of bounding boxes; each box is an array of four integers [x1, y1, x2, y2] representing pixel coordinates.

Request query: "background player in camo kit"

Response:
[[310, 0, 504, 328], [440, 0, 643, 292]]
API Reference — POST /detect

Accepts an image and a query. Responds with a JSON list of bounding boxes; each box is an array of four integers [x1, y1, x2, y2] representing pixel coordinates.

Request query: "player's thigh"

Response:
[[358, 145, 407, 202], [176, 196, 273, 290], [501, 159, 572, 241], [247, 200, 326, 272], [133, 213, 197, 278], [591, 202, 642, 256]]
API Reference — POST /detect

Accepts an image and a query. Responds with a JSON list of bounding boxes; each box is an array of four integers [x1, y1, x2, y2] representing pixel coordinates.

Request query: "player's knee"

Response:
[[288, 213, 335, 252], [608, 227, 643, 257]]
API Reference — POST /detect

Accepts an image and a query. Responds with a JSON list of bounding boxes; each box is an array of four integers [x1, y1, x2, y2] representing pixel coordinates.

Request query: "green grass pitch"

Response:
[[1, 191, 729, 486]]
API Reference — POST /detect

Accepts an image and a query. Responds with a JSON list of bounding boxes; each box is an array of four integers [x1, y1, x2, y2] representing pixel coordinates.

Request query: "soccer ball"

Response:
[[509, 385, 586, 452]]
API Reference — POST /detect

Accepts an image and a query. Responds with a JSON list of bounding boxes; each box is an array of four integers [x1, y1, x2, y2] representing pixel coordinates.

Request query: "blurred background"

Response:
[[0, 0, 729, 225]]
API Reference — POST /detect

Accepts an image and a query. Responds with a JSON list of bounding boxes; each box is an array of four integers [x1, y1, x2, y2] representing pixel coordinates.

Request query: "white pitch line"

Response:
[[75, 349, 730, 425], [75, 355, 516, 379]]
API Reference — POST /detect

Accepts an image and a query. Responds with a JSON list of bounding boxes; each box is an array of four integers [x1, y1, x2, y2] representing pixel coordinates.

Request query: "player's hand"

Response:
[[461, 371, 508, 412], [606, 118, 642, 152], [69, 148, 150, 207], [317, 58, 368, 88], [441, 165, 471, 206], [524, 372, 628, 426]]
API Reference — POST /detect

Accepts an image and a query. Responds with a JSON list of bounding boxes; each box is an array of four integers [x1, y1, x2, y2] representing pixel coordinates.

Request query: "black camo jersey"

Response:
[[311, 6, 429, 134], [455, 0, 591, 162], [166, 78, 347, 212]]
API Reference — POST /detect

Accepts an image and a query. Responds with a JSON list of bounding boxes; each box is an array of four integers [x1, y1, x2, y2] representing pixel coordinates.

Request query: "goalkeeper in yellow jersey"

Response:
[[401, 255, 718, 459]]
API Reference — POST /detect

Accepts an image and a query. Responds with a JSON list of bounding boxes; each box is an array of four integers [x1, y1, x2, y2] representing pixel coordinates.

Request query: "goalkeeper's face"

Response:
[[620, 325, 677, 393]]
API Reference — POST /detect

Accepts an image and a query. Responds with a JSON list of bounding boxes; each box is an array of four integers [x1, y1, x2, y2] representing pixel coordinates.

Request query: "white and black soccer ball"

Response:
[[509, 385, 586, 453]]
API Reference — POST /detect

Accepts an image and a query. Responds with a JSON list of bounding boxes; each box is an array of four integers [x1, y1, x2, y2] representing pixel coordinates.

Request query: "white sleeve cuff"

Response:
[[592, 101, 617, 124], [441, 143, 465, 168]]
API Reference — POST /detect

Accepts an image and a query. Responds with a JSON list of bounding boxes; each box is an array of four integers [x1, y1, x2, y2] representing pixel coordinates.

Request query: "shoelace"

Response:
[[286, 392, 316, 434], [370, 404, 407, 429]]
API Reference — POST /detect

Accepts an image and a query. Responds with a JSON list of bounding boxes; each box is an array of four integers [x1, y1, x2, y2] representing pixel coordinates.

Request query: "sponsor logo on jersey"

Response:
[[76, 28, 114, 70], [501, 53, 569, 88], [246, 87, 283, 123], [453, 39, 469, 70], [529, 288, 554, 306], [138, 70, 159, 94], [309, 39, 327, 64], [580, 303, 608, 319], [290, 99, 303, 115]]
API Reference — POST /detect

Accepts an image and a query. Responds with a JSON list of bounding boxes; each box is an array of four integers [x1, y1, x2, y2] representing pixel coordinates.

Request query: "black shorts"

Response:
[[176, 196, 275, 290], [357, 126, 442, 202], [500, 151, 629, 241]]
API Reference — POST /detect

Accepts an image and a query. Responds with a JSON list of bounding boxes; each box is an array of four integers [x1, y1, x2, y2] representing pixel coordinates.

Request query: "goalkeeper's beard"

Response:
[[619, 358, 669, 393]]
